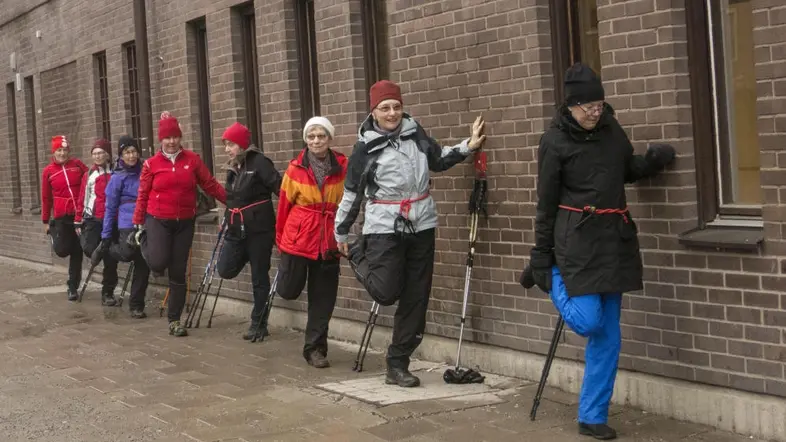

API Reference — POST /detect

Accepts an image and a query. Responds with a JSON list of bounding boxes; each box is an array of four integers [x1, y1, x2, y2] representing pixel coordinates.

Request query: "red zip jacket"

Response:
[[75, 164, 112, 224], [133, 148, 226, 225], [41, 158, 88, 224], [276, 149, 347, 260]]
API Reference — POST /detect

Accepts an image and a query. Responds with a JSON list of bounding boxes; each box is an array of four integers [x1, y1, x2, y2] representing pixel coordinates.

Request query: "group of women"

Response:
[[41, 80, 486, 386]]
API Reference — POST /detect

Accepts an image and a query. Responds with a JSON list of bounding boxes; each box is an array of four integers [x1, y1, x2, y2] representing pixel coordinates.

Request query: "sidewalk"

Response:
[[0, 257, 772, 442]]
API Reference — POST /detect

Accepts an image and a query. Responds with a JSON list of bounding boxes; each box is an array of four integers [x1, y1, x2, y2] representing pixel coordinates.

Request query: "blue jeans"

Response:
[[549, 266, 622, 425]]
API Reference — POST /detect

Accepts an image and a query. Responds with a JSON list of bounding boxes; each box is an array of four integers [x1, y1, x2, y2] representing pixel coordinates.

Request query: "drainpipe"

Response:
[[133, 0, 154, 157]]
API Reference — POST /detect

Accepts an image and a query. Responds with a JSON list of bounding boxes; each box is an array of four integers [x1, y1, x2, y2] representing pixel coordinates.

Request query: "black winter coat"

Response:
[[533, 105, 664, 297], [223, 146, 282, 237]]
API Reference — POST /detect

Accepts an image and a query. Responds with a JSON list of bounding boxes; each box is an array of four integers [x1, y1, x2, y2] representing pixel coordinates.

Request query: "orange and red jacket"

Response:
[[41, 158, 88, 224], [132, 148, 226, 225], [276, 148, 348, 260]]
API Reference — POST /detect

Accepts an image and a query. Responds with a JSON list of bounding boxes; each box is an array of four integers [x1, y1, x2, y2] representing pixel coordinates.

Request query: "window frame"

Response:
[[124, 42, 144, 156], [239, 4, 262, 149], [548, 0, 600, 105], [685, 0, 762, 226], [360, 0, 389, 106], [94, 51, 111, 141], [294, 0, 320, 126], [6, 82, 22, 213], [24, 75, 40, 207], [189, 17, 214, 174]]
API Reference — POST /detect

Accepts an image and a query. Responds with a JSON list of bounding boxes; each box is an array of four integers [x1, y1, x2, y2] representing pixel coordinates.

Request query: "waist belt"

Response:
[[371, 192, 430, 235], [559, 204, 629, 229], [228, 199, 270, 237]]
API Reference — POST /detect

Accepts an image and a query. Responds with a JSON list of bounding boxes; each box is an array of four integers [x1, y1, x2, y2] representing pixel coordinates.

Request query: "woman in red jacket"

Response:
[[132, 112, 226, 337], [276, 116, 347, 368], [42, 135, 88, 301]]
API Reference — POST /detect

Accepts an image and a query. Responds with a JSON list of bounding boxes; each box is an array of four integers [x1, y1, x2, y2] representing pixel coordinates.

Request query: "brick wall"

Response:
[[0, 0, 783, 398]]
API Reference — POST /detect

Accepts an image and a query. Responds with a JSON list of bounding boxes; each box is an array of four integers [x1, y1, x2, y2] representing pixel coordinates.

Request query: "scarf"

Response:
[[163, 148, 182, 164], [308, 150, 332, 188]]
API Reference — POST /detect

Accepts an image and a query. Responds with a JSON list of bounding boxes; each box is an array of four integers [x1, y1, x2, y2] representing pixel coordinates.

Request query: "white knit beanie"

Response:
[[303, 116, 335, 142]]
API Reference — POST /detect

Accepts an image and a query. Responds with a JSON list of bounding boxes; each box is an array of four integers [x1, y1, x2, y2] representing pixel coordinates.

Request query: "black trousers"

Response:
[[276, 252, 340, 359], [217, 231, 274, 326], [362, 228, 435, 369], [113, 229, 151, 312], [80, 218, 118, 293], [141, 215, 195, 321], [51, 215, 83, 292]]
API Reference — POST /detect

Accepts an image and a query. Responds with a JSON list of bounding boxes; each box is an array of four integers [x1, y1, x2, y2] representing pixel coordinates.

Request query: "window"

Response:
[[686, 0, 761, 224], [548, 0, 601, 104], [188, 17, 214, 173], [24, 76, 40, 207], [361, 0, 389, 102], [94, 51, 111, 141], [239, 5, 262, 148], [294, 0, 319, 125], [125, 42, 144, 155], [6, 83, 22, 213]]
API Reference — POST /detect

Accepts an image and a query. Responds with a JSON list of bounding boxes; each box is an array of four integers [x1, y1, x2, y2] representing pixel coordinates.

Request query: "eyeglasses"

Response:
[[92, 151, 108, 157], [122, 149, 138, 156], [306, 133, 328, 141], [578, 102, 605, 115], [375, 104, 403, 114]]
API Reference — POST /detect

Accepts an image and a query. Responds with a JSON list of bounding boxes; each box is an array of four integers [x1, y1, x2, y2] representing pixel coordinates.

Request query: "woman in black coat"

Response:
[[523, 63, 675, 440]]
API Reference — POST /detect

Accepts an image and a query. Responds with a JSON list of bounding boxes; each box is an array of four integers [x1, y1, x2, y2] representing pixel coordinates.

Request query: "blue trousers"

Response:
[[549, 266, 622, 424]]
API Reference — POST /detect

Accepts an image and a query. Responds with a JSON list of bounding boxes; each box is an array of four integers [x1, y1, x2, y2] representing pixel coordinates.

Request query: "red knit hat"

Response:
[[222, 122, 251, 150], [51, 135, 69, 153], [369, 80, 403, 110], [158, 111, 182, 141], [92, 138, 112, 157]]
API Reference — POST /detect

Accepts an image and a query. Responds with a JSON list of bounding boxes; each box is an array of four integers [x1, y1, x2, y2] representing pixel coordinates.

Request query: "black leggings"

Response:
[[50, 216, 83, 291], [141, 215, 195, 321]]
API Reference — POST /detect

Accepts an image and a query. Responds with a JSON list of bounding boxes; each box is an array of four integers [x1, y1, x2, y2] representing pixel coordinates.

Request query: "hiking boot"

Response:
[[90, 242, 106, 268], [578, 423, 617, 440], [385, 367, 421, 388], [67, 288, 78, 302], [347, 240, 367, 285], [168, 320, 188, 337], [307, 351, 330, 368], [101, 291, 117, 307], [130, 309, 147, 319], [242, 323, 269, 341]]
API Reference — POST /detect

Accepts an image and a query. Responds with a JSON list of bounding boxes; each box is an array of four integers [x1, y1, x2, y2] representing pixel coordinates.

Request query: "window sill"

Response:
[[10, 207, 22, 215], [29, 206, 41, 215], [678, 224, 764, 252], [195, 208, 219, 225]]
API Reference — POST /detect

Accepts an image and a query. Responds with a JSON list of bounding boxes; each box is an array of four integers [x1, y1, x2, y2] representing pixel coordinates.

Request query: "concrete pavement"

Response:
[[0, 257, 774, 441]]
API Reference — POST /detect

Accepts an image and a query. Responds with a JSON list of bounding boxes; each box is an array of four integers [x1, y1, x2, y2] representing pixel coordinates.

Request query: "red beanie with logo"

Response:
[[158, 111, 182, 141], [92, 138, 112, 157], [51, 135, 69, 153], [222, 122, 252, 150], [369, 80, 403, 110]]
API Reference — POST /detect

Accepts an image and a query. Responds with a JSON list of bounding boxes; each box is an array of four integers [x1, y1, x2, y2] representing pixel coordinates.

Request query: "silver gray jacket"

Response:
[[334, 114, 471, 243]]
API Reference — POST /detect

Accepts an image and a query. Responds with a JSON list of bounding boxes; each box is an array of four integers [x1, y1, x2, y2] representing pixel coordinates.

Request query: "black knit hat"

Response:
[[564, 63, 605, 106], [117, 135, 138, 157]]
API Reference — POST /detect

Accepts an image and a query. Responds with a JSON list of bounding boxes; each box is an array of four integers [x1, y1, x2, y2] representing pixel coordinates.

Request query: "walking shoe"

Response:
[[578, 423, 617, 440], [168, 320, 188, 337], [90, 241, 107, 268], [347, 240, 368, 285], [130, 309, 147, 319], [242, 323, 269, 341], [67, 289, 78, 302], [385, 367, 421, 388], [101, 292, 117, 307], [307, 351, 330, 368]]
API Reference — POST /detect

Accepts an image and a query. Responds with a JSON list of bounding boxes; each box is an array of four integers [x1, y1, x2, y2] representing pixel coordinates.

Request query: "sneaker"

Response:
[[130, 310, 147, 319], [578, 423, 617, 440], [385, 367, 421, 388], [168, 320, 188, 337], [101, 292, 117, 307], [307, 351, 330, 368], [67, 289, 78, 302]]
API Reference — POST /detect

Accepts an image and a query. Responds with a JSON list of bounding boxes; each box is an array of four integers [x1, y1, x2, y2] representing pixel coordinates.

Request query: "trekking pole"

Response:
[[116, 262, 135, 308], [184, 248, 193, 312], [205, 278, 224, 328], [185, 222, 226, 328], [355, 302, 380, 373], [530, 316, 565, 421], [192, 235, 225, 329], [251, 269, 279, 343], [77, 261, 101, 303], [352, 301, 377, 371], [159, 289, 169, 317]]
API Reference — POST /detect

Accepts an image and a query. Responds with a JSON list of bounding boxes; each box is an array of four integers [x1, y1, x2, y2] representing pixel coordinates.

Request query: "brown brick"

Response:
[[743, 291, 780, 308], [710, 321, 744, 339], [725, 273, 761, 290], [744, 325, 782, 344], [708, 289, 742, 305], [676, 348, 710, 366], [746, 359, 784, 378], [727, 306, 763, 324], [695, 336, 727, 353], [728, 339, 762, 358], [692, 303, 725, 320], [711, 354, 746, 372]]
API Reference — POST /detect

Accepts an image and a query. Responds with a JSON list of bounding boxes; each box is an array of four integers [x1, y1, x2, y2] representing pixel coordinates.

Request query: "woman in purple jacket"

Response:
[[98, 135, 150, 318]]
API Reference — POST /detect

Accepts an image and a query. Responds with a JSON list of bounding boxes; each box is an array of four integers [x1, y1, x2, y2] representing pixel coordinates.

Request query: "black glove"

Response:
[[526, 249, 554, 294], [519, 265, 535, 289], [644, 143, 676, 171], [127, 225, 145, 247]]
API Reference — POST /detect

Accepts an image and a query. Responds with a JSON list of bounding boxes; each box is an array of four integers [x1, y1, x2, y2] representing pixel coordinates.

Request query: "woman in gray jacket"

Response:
[[335, 80, 485, 388]]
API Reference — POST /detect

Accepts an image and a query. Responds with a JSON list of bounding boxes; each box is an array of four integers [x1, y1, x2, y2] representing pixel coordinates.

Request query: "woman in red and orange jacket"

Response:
[[132, 112, 226, 337], [276, 116, 347, 368], [42, 135, 88, 301]]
